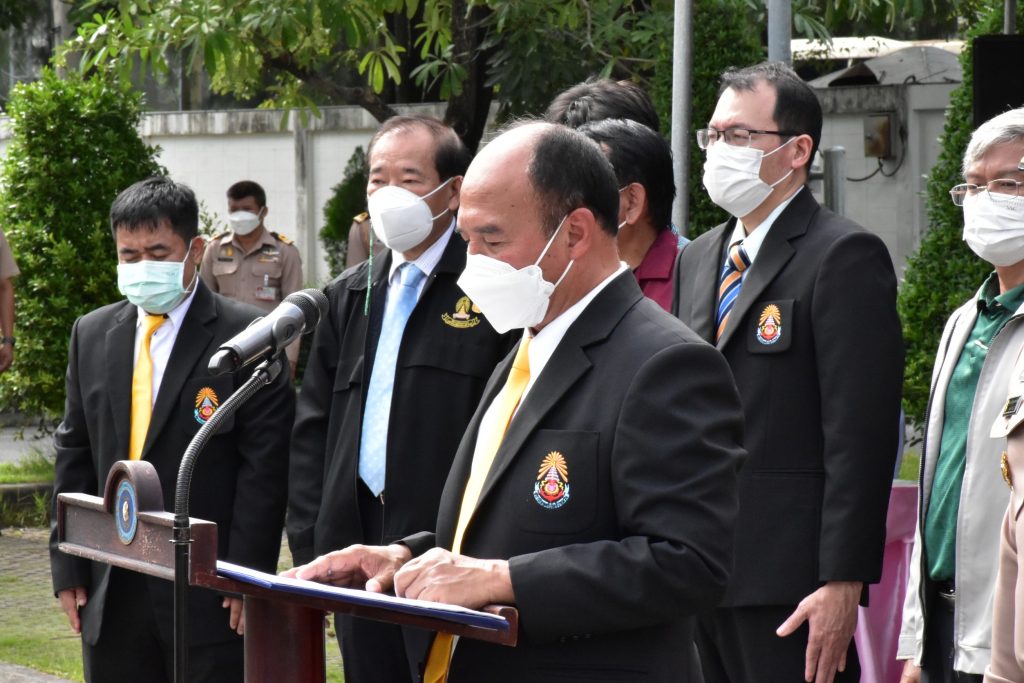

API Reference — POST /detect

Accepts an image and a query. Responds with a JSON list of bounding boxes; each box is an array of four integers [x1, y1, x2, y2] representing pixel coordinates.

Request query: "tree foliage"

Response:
[[0, 69, 163, 421], [62, 0, 836, 151], [897, 0, 1024, 427]]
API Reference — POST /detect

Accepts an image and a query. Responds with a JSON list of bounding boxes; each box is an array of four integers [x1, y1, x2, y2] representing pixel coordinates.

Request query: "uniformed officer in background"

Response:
[[200, 180, 304, 376], [0, 226, 19, 374]]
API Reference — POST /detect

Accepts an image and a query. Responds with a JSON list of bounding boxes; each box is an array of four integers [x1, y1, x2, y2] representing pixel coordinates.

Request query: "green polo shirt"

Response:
[[925, 273, 1024, 581]]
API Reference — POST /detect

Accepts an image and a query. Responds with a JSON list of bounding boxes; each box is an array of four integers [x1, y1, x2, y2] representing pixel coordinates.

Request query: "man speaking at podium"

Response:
[[286, 122, 746, 682], [49, 177, 295, 683]]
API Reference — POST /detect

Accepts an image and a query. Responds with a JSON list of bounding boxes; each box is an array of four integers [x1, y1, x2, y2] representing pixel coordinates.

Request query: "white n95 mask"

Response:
[[703, 137, 794, 218], [963, 191, 1024, 267], [457, 216, 574, 333], [228, 210, 261, 236], [367, 177, 454, 253]]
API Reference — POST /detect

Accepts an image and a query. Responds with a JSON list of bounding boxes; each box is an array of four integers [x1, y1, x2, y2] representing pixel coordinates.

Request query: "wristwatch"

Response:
[[0, 336, 15, 347]]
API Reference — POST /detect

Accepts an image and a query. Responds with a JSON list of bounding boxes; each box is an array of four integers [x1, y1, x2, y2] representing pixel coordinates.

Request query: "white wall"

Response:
[[812, 82, 957, 275], [0, 91, 956, 281]]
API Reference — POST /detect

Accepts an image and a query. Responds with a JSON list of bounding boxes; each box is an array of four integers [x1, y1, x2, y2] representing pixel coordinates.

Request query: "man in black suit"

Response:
[[672, 62, 904, 683], [287, 115, 512, 683], [49, 177, 294, 682], [285, 121, 746, 682]]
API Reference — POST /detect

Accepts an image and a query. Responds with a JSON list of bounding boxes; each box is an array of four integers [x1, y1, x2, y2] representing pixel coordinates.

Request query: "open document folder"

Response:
[[217, 561, 511, 632]]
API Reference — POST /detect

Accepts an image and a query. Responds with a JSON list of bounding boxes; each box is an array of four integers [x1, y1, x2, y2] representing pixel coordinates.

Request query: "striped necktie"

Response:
[[129, 314, 166, 460], [716, 242, 751, 342], [422, 337, 532, 683]]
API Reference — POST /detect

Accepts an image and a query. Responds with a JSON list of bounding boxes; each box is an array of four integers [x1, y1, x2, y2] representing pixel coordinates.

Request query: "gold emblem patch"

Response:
[[1003, 451, 1014, 491], [442, 296, 482, 329], [194, 387, 219, 425]]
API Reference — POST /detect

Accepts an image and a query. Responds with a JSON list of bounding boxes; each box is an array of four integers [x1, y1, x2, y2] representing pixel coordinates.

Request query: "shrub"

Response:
[[897, 0, 1024, 427], [320, 146, 368, 278], [0, 69, 163, 422], [648, 0, 765, 237]]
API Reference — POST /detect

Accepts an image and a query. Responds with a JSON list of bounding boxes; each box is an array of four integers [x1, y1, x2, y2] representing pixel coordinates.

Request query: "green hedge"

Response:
[[0, 69, 163, 421], [648, 0, 765, 237], [897, 0, 1024, 427], [320, 146, 368, 278]]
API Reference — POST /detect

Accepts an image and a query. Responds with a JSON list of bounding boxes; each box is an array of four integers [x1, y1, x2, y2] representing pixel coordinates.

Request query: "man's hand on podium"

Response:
[[57, 586, 87, 634], [394, 548, 513, 610], [222, 596, 244, 635], [282, 543, 413, 594]]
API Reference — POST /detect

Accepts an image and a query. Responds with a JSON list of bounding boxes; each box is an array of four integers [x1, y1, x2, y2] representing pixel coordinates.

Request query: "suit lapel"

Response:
[[472, 272, 640, 516], [688, 225, 731, 343], [105, 302, 139, 458], [716, 189, 818, 349], [142, 284, 216, 458]]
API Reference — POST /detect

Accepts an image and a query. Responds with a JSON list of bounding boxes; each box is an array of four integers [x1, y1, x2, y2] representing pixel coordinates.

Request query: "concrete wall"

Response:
[[0, 88, 955, 282], [811, 82, 957, 275], [139, 103, 447, 285], [0, 103, 447, 287]]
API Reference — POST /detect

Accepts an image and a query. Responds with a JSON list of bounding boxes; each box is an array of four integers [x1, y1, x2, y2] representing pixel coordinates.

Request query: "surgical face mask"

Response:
[[228, 210, 262, 236], [457, 216, 574, 333], [703, 137, 795, 218], [962, 191, 1024, 267], [367, 177, 454, 253], [117, 246, 197, 314]]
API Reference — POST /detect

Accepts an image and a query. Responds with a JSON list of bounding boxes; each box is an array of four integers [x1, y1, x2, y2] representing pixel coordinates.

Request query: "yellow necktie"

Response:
[[423, 337, 532, 683], [129, 314, 166, 461]]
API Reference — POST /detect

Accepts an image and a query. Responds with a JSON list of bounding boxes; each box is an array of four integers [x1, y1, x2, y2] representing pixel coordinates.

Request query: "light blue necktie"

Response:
[[359, 262, 426, 496]]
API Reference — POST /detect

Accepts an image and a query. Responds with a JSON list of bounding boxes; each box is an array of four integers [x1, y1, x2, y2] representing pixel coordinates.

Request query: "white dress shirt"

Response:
[[387, 221, 455, 301], [132, 282, 199, 407], [729, 186, 803, 264]]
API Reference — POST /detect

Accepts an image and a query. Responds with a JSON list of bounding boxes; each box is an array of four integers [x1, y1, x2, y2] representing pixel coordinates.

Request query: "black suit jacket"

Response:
[[49, 282, 295, 646], [672, 188, 903, 606], [287, 235, 513, 566], [404, 271, 746, 682]]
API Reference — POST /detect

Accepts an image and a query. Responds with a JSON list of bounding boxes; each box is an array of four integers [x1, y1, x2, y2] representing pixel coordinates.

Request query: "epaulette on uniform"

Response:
[[353, 212, 369, 224], [272, 231, 294, 245]]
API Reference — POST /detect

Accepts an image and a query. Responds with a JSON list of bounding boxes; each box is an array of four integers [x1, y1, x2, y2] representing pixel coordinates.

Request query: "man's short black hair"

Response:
[[545, 78, 661, 133], [367, 115, 471, 181], [719, 62, 822, 170], [578, 118, 675, 230], [227, 180, 267, 208], [109, 176, 199, 243], [526, 124, 620, 237]]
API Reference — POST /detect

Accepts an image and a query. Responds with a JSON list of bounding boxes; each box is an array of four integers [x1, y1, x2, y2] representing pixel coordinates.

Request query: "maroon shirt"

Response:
[[633, 228, 679, 312]]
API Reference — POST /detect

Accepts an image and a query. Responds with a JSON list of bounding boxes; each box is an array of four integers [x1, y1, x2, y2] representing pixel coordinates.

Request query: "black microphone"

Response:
[[208, 288, 329, 375]]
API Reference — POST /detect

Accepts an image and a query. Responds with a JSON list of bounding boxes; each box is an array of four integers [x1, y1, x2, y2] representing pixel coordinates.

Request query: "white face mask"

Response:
[[703, 137, 795, 218], [457, 216, 574, 334], [117, 246, 197, 315], [962, 191, 1024, 267], [228, 210, 262, 236], [367, 178, 454, 253]]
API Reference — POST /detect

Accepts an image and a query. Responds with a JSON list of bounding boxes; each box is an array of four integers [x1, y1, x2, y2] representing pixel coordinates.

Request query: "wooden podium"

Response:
[[56, 460, 518, 683]]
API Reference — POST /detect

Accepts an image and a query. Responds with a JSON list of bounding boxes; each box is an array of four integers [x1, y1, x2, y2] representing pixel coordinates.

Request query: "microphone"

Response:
[[208, 288, 329, 375]]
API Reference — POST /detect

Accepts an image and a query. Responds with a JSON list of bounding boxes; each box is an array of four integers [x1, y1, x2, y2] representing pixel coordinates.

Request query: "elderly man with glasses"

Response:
[[672, 61, 904, 683], [898, 107, 1024, 683]]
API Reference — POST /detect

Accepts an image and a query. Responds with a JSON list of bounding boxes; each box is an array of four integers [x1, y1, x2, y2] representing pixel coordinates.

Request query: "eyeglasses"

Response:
[[695, 127, 801, 150], [949, 179, 1024, 206]]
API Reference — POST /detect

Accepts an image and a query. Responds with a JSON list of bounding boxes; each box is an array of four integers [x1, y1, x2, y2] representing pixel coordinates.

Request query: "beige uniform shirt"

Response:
[[987, 347, 1024, 683], [200, 228, 303, 363], [0, 228, 20, 280]]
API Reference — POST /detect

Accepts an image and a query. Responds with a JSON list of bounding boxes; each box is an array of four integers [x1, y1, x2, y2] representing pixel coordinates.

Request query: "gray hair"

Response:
[[963, 107, 1024, 176]]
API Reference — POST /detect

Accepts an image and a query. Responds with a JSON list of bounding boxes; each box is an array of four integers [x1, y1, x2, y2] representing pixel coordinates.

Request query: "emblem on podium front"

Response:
[[115, 478, 139, 545]]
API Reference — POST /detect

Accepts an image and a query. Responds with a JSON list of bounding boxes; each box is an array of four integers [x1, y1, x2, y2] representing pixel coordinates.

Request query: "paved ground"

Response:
[[0, 528, 76, 683], [0, 418, 53, 465], [0, 527, 344, 683]]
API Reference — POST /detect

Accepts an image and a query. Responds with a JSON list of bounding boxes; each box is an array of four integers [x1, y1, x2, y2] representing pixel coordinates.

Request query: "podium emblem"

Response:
[[115, 479, 139, 544]]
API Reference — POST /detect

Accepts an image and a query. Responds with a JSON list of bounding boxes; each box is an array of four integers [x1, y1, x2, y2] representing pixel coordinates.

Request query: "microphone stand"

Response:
[[172, 354, 284, 683]]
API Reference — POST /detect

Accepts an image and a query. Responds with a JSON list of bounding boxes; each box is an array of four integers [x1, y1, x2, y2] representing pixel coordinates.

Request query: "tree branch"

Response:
[[265, 53, 399, 122]]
